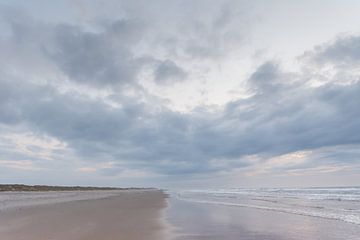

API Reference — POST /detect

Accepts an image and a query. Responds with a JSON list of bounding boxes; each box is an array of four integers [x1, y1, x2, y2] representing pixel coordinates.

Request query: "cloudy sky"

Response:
[[0, 0, 359, 188]]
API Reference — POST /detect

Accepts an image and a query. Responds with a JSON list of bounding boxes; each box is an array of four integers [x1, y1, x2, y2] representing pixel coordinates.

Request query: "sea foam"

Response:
[[176, 187, 360, 225]]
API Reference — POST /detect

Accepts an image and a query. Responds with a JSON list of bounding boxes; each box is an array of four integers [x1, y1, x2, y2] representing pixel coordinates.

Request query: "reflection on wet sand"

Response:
[[168, 197, 360, 240]]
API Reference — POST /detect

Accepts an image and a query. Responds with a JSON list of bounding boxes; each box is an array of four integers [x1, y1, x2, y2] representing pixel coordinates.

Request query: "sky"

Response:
[[0, 0, 359, 189]]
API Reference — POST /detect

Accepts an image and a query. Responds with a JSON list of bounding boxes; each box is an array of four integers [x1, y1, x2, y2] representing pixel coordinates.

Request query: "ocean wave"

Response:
[[175, 187, 360, 225], [176, 196, 360, 225], [182, 187, 360, 202]]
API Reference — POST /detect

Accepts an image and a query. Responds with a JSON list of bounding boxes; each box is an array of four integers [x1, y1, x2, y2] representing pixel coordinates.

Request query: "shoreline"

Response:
[[0, 189, 170, 240], [167, 195, 360, 240], [2, 189, 359, 240]]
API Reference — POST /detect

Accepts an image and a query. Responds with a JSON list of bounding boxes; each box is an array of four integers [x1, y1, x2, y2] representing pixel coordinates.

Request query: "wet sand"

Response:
[[2, 190, 359, 240], [168, 197, 360, 240], [0, 190, 169, 240]]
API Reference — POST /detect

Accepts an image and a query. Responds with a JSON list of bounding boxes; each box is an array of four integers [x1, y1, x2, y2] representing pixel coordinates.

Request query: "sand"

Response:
[[0, 190, 169, 240], [3, 189, 359, 240]]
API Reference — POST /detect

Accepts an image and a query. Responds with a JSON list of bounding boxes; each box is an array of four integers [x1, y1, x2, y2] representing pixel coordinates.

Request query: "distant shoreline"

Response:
[[0, 184, 155, 192]]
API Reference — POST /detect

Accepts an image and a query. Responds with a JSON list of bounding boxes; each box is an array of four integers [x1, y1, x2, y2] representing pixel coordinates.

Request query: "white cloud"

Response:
[[1, 1, 360, 187]]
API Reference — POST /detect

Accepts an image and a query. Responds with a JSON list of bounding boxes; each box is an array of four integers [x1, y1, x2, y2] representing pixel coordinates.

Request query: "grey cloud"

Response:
[[154, 60, 187, 84], [0, 79, 21, 125], [248, 61, 281, 94], [180, 1, 248, 59], [1, 2, 360, 179], [116, 0, 249, 60], [1, 55, 360, 177], [48, 20, 145, 88], [0, 6, 147, 89], [305, 35, 360, 67], [1, 0, 250, 90]]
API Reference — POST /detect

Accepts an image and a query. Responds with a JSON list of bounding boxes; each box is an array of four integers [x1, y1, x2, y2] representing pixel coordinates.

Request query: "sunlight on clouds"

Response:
[[0, 160, 41, 171], [2, 133, 67, 161], [76, 161, 155, 178], [247, 151, 312, 176], [244, 145, 360, 179], [76, 167, 97, 173], [117, 169, 155, 178], [286, 165, 352, 176]]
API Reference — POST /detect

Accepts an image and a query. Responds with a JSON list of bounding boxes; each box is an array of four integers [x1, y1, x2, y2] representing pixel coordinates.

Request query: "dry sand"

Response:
[[0, 190, 169, 240]]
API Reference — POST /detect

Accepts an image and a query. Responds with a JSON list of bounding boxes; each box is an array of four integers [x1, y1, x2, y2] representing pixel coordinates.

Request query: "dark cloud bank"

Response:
[[0, 2, 359, 178]]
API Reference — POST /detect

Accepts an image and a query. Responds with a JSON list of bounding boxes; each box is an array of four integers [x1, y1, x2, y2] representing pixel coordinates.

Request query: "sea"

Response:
[[167, 187, 360, 239], [174, 187, 360, 225]]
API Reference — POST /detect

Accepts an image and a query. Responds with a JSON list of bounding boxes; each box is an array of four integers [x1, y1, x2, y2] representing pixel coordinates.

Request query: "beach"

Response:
[[0, 190, 169, 240], [168, 198, 360, 240], [168, 188, 360, 240], [1, 188, 360, 240]]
